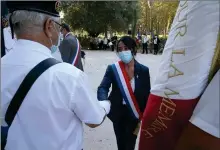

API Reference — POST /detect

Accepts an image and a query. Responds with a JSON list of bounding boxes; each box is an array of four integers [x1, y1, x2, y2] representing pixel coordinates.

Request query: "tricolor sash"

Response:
[[111, 61, 142, 120], [71, 38, 80, 66]]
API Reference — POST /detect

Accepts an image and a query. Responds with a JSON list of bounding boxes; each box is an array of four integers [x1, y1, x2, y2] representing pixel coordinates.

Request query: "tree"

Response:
[[61, 1, 138, 37], [138, 0, 179, 36]]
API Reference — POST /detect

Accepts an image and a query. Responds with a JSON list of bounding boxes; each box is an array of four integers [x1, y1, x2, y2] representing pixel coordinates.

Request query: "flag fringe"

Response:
[[209, 31, 220, 82]]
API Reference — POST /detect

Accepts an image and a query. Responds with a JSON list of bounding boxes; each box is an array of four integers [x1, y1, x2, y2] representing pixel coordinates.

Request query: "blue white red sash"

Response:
[[112, 61, 142, 120], [71, 38, 80, 66]]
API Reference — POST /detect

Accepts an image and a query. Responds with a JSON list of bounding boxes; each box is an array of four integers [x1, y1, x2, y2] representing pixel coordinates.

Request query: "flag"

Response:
[[139, 1, 220, 150]]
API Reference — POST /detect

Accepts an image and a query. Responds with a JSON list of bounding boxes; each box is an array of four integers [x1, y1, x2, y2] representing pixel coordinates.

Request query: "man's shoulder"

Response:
[[65, 35, 77, 43], [50, 62, 82, 80]]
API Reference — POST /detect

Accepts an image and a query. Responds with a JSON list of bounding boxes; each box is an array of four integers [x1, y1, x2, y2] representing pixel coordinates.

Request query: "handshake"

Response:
[[99, 100, 111, 115], [86, 100, 111, 128]]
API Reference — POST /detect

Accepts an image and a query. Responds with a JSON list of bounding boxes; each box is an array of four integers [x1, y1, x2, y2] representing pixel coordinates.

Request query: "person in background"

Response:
[[98, 37, 102, 50], [111, 36, 115, 51], [97, 36, 151, 150], [111, 34, 118, 51], [153, 35, 160, 55], [103, 37, 108, 50], [142, 34, 149, 54], [1, 1, 111, 150], [59, 23, 84, 71], [81, 50, 86, 66]]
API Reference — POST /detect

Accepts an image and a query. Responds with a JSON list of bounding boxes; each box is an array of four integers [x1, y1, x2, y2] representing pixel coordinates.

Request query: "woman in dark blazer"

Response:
[[97, 36, 151, 150]]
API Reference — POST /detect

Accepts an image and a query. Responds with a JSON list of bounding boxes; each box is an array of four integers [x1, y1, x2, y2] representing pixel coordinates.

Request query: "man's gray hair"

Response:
[[10, 10, 60, 36]]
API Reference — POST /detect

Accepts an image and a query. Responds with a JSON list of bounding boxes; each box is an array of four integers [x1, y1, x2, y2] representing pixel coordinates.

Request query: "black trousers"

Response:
[[103, 44, 107, 50], [142, 43, 148, 54], [154, 44, 158, 55], [111, 44, 115, 51], [113, 106, 138, 150]]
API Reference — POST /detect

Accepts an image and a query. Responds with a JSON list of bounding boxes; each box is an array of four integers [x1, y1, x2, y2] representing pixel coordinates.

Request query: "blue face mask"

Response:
[[50, 33, 61, 54], [118, 50, 133, 64]]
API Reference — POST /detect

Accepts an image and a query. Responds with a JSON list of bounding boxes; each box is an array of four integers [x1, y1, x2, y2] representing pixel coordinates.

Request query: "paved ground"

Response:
[[82, 50, 161, 150]]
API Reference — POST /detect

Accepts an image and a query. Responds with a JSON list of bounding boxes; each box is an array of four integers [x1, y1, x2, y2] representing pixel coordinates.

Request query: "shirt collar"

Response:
[[15, 39, 52, 56], [65, 32, 71, 38]]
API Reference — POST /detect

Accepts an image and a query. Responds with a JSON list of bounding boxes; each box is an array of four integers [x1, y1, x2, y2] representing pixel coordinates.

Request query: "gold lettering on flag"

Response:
[[160, 100, 176, 117], [142, 129, 153, 138], [178, 1, 188, 21], [174, 23, 187, 40], [174, 0, 188, 40], [142, 0, 188, 139], [169, 50, 185, 78], [164, 87, 179, 100], [168, 63, 184, 78], [171, 49, 185, 62]]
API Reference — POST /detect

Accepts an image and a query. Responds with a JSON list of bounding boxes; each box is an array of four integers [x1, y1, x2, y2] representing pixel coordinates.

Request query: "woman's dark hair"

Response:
[[117, 36, 137, 55]]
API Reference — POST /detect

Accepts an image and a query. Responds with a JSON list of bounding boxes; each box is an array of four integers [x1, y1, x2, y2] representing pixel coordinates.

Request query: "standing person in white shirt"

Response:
[[142, 34, 148, 54], [1, 1, 110, 150], [153, 35, 160, 55], [103, 37, 108, 50]]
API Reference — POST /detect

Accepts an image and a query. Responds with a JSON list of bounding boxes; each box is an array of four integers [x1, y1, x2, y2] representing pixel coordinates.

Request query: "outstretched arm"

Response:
[[97, 65, 113, 101]]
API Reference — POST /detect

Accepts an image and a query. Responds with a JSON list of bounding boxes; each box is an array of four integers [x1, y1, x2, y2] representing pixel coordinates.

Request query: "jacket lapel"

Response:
[[134, 60, 141, 96]]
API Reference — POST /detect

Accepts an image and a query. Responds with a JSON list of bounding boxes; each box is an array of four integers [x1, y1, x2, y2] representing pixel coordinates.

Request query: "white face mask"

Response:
[[118, 50, 133, 64], [50, 25, 61, 54]]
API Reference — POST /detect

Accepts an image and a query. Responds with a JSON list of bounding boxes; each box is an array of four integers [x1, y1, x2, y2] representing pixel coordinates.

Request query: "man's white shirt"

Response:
[[154, 38, 157, 44], [1, 40, 106, 150], [142, 36, 148, 44], [190, 70, 220, 138], [144, 36, 148, 44]]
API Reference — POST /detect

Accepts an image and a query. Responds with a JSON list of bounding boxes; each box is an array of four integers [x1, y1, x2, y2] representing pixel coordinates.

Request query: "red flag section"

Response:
[[139, 94, 198, 150]]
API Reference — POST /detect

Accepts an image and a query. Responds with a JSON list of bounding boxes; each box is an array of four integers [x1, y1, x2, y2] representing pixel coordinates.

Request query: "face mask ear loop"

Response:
[[49, 38, 53, 48]]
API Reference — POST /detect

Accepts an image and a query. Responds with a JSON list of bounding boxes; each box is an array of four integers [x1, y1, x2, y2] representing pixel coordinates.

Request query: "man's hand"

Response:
[[86, 100, 111, 128], [99, 100, 111, 115]]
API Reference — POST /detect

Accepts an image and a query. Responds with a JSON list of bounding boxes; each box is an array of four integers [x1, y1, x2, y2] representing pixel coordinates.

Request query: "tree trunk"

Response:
[[109, 28, 113, 38], [166, 16, 171, 34], [104, 27, 107, 38], [132, 8, 137, 38], [163, 22, 166, 37]]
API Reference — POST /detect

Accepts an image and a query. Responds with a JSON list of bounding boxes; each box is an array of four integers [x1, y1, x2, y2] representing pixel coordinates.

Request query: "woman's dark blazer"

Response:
[[97, 60, 151, 123]]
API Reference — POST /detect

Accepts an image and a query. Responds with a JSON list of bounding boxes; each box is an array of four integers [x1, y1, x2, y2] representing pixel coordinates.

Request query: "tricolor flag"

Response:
[[139, 1, 220, 150]]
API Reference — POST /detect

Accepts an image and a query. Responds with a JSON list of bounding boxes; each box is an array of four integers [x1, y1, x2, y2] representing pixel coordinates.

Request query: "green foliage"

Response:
[[61, 1, 138, 37], [138, 0, 179, 36]]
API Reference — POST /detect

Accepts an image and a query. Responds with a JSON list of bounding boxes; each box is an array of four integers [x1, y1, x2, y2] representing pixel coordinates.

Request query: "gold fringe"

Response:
[[208, 32, 220, 82]]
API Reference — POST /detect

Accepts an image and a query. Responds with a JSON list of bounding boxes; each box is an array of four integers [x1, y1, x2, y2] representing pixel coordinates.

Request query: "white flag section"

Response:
[[151, 1, 220, 100], [190, 70, 220, 138]]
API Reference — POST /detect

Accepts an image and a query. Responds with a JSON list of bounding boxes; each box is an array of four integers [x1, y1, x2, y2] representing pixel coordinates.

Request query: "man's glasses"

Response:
[[52, 20, 62, 30]]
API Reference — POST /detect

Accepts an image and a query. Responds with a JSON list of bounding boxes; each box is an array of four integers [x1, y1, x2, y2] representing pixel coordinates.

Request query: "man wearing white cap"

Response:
[[1, 1, 110, 150]]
